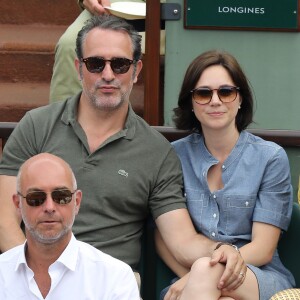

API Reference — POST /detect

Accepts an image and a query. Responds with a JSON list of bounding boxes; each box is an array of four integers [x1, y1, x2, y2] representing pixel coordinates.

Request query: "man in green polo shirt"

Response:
[[0, 15, 245, 293]]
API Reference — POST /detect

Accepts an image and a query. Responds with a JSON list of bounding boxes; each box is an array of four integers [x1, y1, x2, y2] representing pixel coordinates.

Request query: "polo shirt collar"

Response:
[[123, 105, 137, 140], [60, 92, 137, 141], [61, 92, 81, 126]]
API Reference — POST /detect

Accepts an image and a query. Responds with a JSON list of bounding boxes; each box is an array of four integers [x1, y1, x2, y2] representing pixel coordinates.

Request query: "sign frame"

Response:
[[184, 0, 300, 32]]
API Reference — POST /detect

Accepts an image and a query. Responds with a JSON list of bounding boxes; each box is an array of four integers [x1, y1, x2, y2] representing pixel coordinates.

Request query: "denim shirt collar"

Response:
[[198, 130, 249, 170]]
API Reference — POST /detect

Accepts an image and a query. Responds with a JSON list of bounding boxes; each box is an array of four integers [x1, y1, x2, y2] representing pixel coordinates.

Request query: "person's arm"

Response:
[[78, 0, 111, 14], [240, 146, 293, 264], [0, 114, 39, 252], [0, 175, 25, 252], [237, 146, 292, 270], [156, 209, 214, 266], [155, 209, 245, 290], [240, 222, 280, 266], [154, 228, 189, 277]]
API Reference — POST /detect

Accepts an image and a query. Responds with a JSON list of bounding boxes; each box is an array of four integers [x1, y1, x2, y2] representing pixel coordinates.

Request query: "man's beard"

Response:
[[22, 212, 74, 245]]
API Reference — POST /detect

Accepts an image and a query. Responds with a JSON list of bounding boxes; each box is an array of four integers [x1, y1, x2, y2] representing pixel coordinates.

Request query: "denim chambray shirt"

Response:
[[172, 130, 293, 248]]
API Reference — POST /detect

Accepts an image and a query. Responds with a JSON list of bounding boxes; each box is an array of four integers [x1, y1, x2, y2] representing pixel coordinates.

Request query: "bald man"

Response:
[[0, 153, 139, 300]]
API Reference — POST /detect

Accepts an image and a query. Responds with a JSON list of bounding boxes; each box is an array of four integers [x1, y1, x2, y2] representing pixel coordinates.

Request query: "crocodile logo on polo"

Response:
[[118, 169, 128, 177]]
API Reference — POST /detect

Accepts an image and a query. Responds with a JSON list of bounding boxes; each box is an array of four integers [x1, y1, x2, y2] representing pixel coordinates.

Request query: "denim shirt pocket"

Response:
[[223, 195, 256, 236], [185, 188, 208, 232]]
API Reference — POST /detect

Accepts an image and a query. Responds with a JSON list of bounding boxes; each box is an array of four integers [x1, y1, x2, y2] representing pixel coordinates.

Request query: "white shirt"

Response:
[[0, 234, 140, 299]]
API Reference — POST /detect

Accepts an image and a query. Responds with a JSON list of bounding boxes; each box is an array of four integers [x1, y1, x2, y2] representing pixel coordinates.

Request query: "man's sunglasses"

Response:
[[81, 57, 136, 74], [17, 189, 77, 207], [191, 86, 240, 105]]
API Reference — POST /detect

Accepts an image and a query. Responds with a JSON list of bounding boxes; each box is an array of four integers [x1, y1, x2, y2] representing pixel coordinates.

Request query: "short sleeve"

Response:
[[149, 147, 187, 219], [252, 147, 293, 231], [0, 113, 38, 175]]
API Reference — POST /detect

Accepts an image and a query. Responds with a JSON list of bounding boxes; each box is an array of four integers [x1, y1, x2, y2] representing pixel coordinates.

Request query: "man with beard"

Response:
[[50, 0, 166, 103], [0, 15, 245, 292], [0, 153, 140, 299]]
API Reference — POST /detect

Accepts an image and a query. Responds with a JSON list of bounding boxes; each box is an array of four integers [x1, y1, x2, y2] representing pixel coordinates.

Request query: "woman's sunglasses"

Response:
[[191, 86, 240, 105], [17, 189, 77, 207], [81, 57, 136, 74]]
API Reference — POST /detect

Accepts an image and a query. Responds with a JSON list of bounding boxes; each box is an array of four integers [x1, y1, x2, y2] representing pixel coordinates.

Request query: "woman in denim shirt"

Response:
[[157, 50, 295, 300]]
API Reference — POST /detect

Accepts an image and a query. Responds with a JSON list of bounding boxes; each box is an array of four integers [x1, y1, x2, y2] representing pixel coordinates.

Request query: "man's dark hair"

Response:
[[75, 15, 142, 62]]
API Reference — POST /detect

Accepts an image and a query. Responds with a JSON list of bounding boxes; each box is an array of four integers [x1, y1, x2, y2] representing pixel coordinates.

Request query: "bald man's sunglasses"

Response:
[[81, 57, 135, 74], [17, 189, 76, 207]]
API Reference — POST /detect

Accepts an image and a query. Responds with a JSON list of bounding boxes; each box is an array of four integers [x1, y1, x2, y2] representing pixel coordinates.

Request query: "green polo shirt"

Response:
[[0, 93, 186, 269]]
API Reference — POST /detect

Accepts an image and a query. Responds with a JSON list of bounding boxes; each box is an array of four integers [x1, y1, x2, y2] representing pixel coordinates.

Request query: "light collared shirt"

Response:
[[0, 234, 140, 299]]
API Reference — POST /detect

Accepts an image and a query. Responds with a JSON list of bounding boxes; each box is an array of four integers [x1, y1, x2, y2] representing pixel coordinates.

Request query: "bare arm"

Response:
[[154, 228, 189, 277], [240, 221, 281, 266], [155, 209, 215, 267], [0, 175, 25, 252], [155, 209, 245, 289]]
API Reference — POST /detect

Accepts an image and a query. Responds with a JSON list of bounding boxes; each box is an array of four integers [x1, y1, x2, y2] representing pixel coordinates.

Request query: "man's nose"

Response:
[[43, 194, 56, 212], [101, 61, 116, 81]]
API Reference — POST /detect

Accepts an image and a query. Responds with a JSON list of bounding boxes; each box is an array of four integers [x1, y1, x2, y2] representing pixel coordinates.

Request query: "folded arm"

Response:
[[155, 208, 245, 289], [154, 228, 189, 277], [155, 208, 215, 267]]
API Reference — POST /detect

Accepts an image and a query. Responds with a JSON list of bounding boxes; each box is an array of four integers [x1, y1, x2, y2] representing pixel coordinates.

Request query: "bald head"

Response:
[[14, 153, 82, 246], [17, 153, 77, 194]]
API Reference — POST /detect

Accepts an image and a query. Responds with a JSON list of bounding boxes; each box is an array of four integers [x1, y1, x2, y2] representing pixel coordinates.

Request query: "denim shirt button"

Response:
[[202, 171, 205, 177], [222, 165, 225, 169], [213, 194, 217, 199], [211, 232, 216, 237], [213, 213, 217, 218]]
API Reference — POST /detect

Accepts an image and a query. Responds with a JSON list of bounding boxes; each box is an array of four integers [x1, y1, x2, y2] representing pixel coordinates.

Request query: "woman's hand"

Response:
[[164, 273, 190, 300], [82, 0, 111, 15], [210, 244, 246, 290]]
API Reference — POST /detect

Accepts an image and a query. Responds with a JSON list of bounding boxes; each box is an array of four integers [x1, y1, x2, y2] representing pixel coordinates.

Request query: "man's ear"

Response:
[[12, 194, 21, 209], [75, 58, 82, 81], [12, 193, 23, 220], [133, 60, 143, 84], [74, 190, 82, 215]]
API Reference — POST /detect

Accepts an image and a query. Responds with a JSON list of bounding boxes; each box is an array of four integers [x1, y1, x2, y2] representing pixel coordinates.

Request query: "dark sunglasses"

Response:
[[18, 189, 77, 207], [191, 86, 240, 105], [81, 57, 135, 74]]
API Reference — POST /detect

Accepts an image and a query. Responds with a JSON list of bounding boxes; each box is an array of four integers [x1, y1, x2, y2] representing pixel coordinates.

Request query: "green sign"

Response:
[[185, 0, 299, 31]]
